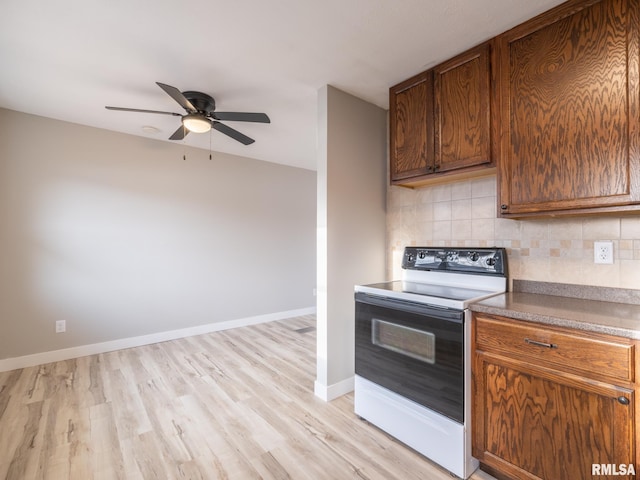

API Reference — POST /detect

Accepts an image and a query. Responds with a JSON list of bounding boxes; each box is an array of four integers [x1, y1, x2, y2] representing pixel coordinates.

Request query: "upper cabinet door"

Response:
[[389, 71, 434, 182], [434, 43, 494, 174], [498, 0, 640, 217], [390, 43, 496, 187]]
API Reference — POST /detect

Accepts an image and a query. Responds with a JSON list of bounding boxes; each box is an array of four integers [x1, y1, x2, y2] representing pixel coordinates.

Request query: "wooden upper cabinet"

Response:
[[434, 43, 493, 174], [498, 0, 640, 217], [389, 70, 434, 182], [390, 43, 495, 186]]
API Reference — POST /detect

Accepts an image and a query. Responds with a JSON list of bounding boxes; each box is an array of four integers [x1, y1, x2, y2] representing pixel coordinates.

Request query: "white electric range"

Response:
[[354, 246, 508, 479]]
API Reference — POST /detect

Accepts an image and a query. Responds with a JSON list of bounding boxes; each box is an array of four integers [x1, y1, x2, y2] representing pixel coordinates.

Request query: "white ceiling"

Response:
[[1, 0, 566, 171]]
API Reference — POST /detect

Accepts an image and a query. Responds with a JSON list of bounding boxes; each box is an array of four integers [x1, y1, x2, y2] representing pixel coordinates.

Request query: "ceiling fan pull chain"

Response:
[[209, 130, 213, 160], [184, 127, 190, 160]]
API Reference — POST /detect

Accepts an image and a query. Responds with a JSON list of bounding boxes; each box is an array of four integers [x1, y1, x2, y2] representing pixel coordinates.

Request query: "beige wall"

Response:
[[0, 108, 316, 361], [387, 174, 640, 288], [316, 86, 387, 400]]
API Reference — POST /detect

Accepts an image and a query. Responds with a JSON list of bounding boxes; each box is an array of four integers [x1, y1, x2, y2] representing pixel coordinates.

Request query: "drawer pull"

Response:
[[524, 338, 558, 349], [618, 396, 630, 405]]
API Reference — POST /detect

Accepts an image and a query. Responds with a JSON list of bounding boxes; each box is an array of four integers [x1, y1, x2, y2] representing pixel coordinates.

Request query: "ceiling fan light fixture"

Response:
[[182, 114, 211, 133]]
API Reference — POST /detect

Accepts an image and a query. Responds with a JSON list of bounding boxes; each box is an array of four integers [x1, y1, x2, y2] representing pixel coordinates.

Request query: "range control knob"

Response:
[[469, 252, 480, 262], [418, 251, 426, 259], [486, 256, 496, 267], [407, 254, 414, 263]]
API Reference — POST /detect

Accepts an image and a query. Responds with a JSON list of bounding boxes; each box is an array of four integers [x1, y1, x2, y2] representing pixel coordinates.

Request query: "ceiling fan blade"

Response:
[[212, 121, 255, 145], [169, 125, 189, 141], [156, 82, 197, 113], [105, 106, 182, 116], [213, 112, 271, 123]]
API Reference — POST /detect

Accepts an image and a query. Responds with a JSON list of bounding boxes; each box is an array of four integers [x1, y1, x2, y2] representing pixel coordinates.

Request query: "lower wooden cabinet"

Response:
[[472, 313, 638, 479]]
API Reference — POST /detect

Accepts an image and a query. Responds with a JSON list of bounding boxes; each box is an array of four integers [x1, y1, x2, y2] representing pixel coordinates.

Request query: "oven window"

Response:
[[372, 318, 436, 364]]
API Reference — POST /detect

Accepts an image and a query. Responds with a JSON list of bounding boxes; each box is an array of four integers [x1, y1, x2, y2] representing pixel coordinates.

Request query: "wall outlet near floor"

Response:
[[594, 241, 614, 264], [55, 319, 66, 333]]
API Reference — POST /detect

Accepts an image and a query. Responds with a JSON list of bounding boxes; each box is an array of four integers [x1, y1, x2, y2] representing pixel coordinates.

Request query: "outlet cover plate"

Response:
[[594, 241, 614, 264]]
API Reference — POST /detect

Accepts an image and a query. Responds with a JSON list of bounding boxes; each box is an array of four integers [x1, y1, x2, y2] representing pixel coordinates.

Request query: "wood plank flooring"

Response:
[[0, 315, 496, 479]]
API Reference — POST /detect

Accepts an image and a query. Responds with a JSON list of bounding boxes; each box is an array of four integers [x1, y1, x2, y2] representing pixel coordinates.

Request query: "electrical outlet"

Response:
[[594, 241, 614, 264], [55, 319, 66, 333]]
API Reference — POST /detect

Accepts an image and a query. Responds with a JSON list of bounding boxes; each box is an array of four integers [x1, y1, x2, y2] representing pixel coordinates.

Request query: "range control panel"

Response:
[[402, 247, 507, 276]]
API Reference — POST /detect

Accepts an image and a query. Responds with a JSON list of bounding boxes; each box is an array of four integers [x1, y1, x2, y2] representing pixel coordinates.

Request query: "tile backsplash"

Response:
[[387, 174, 640, 289]]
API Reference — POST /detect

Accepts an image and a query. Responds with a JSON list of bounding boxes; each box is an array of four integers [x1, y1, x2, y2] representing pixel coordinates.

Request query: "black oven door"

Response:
[[355, 292, 465, 423]]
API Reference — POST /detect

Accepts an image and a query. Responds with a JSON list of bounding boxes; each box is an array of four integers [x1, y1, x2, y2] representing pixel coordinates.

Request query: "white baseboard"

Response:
[[0, 306, 316, 373], [314, 375, 354, 402]]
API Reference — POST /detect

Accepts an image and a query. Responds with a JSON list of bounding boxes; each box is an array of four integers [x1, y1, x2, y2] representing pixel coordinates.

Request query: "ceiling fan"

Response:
[[106, 82, 270, 145]]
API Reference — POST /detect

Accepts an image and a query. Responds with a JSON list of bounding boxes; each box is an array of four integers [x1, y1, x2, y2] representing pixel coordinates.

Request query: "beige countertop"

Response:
[[470, 280, 640, 340]]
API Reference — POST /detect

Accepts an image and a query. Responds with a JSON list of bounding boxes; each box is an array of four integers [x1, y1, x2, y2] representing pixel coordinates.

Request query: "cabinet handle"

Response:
[[618, 396, 630, 405], [500, 204, 508, 210], [524, 338, 558, 349]]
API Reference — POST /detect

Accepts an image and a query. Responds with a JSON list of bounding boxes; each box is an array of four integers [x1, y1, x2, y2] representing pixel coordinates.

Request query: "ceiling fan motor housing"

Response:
[[182, 91, 216, 113]]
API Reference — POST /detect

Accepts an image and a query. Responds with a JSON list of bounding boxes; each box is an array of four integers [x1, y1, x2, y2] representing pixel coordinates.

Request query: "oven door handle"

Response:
[[354, 292, 464, 323]]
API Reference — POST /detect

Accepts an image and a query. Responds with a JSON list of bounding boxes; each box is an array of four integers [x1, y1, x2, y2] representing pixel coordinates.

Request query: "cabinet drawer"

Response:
[[474, 314, 634, 383]]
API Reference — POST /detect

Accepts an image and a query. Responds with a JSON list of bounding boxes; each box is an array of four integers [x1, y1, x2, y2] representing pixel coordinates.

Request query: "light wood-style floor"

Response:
[[0, 315, 496, 479]]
